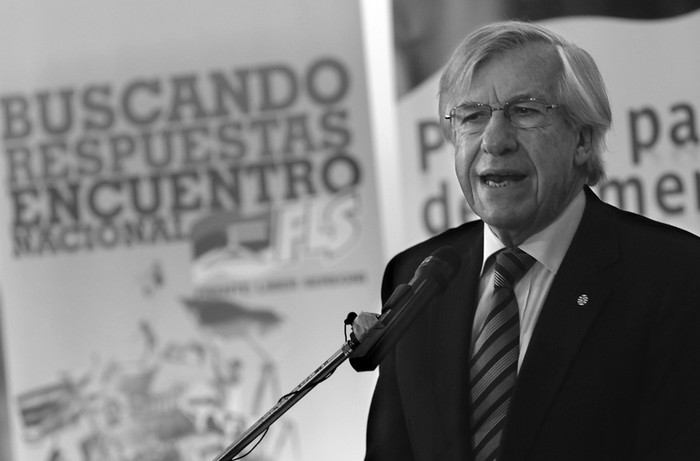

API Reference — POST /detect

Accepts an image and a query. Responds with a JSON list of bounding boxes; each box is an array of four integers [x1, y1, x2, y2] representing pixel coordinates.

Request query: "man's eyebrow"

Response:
[[455, 94, 537, 106], [454, 99, 483, 106], [509, 93, 536, 100]]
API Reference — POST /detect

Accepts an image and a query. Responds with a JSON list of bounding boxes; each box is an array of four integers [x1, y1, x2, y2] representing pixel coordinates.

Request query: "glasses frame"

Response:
[[445, 97, 562, 135]]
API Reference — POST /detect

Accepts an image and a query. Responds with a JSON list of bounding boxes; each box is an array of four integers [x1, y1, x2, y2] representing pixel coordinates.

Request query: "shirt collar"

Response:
[[481, 189, 586, 274]]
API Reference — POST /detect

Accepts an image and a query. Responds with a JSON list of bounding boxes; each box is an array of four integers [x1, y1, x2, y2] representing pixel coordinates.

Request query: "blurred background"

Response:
[[1, 1, 699, 460]]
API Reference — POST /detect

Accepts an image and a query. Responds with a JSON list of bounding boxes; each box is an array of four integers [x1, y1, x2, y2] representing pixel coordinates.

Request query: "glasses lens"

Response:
[[450, 104, 491, 136], [506, 100, 549, 128]]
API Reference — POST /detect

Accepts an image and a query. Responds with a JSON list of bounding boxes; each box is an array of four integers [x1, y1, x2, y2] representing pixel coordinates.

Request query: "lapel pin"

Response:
[[577, 294, 589, 306]]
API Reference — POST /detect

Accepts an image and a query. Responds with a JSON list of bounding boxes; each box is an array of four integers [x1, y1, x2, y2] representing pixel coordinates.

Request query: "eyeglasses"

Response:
[[445, 98, 561, 137]]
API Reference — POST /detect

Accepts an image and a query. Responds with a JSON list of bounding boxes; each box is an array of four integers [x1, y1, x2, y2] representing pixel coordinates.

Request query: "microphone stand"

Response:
[[210, 246, 461, 460], [210, 335, 361, 461]]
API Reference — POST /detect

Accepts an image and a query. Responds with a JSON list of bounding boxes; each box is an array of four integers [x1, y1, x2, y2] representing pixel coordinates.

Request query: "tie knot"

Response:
[[494, 248, 535, 288]]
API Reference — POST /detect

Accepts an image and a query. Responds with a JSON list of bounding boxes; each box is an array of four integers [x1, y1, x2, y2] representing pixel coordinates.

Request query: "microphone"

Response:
[[349, 246, 462, 371]]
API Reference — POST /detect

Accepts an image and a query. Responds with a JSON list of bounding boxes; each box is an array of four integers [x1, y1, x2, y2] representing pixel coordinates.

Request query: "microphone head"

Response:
[[414, 246, 462, 291]]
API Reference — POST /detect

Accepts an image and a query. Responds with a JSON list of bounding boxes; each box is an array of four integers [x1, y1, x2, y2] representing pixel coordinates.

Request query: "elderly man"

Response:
[[353, 21, 700, 461]]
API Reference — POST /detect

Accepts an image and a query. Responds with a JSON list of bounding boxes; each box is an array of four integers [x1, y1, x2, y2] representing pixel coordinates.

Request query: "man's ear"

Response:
[[574, 127, 593, 166]]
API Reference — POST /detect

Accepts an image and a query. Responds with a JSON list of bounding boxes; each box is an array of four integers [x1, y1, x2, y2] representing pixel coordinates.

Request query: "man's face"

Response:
[[452, 42, 590, 246]]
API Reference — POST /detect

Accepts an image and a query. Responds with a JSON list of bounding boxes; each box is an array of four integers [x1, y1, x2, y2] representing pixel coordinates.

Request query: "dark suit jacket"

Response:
[[353, 188, 700, 461]]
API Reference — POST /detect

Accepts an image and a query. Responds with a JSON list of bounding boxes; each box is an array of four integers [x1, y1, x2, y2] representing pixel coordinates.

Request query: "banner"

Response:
[[393, 2, 700, 250], [0, 1, 381, 460]]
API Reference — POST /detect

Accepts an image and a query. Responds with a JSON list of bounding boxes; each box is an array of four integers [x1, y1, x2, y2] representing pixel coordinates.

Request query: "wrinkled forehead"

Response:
[[472, 43, 562, 96], [443, 41, 562, 108]]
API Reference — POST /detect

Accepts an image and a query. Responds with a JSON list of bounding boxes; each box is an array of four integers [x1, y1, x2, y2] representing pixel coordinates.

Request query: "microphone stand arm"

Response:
[[211, 337, 360, 461], [210, 247, 461, 460], [211, 282, 421, 460]]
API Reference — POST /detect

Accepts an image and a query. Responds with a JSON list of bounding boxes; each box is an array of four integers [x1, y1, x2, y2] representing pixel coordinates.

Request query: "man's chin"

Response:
[[479, 208, 531, 237], [476, 194, 530, 219]]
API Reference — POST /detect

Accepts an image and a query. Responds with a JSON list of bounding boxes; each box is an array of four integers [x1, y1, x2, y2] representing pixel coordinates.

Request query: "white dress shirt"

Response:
[[471, 190, 586, 370]]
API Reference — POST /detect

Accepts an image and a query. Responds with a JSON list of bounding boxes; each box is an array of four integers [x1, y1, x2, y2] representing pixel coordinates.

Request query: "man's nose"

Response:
[[481, 111, 518, 156]]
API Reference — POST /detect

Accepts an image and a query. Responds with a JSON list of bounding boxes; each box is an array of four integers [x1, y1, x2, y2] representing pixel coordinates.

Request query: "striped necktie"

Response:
[[470, 247, 535, 461]]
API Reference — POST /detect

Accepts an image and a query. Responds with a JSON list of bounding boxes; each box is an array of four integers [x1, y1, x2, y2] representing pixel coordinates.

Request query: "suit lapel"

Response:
[[501, 190, 619, 460], [395, 223, 484, 461], [429, 229, 483, 435]]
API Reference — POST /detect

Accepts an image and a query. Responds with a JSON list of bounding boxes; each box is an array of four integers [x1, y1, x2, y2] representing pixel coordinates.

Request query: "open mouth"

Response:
[[481, 173, 526, 188]]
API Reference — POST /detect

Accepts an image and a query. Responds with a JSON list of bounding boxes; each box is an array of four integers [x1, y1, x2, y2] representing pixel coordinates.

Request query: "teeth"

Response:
[[482, 174, 521, 188], [485, 178, 510, 188]]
